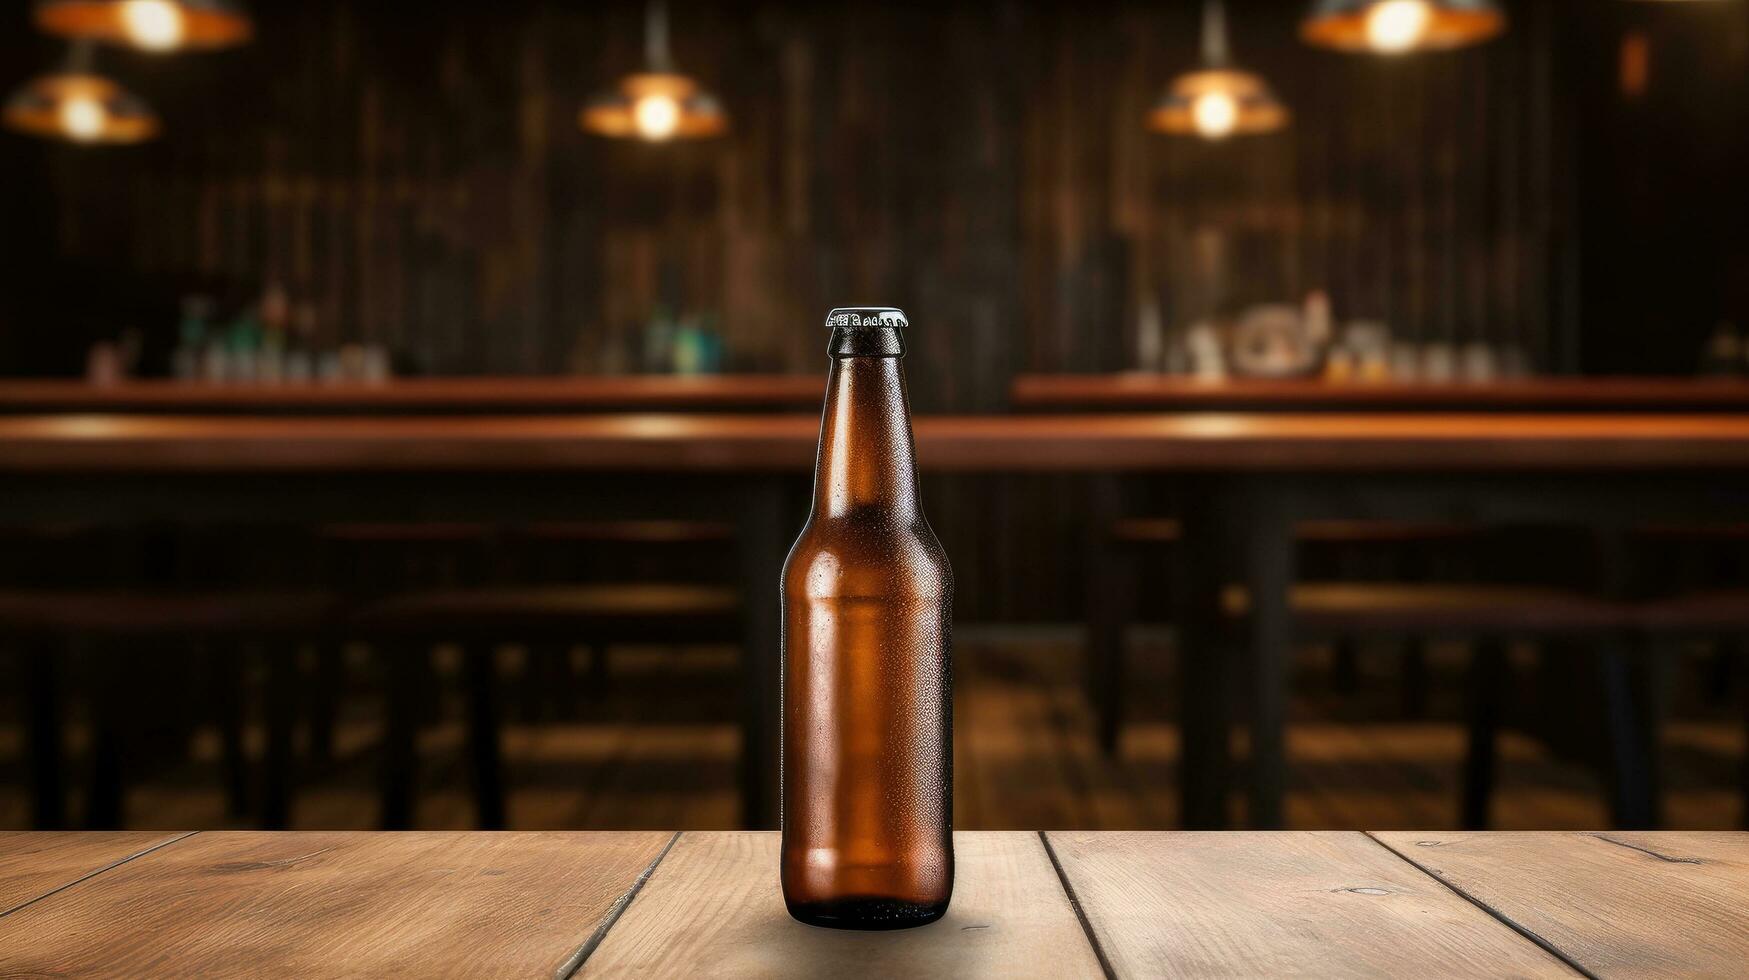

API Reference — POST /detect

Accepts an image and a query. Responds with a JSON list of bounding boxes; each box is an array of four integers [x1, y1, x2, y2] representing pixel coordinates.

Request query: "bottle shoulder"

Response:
[[783, 514, 952, 600]]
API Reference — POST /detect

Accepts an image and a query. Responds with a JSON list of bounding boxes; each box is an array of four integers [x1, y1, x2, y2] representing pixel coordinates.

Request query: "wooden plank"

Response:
[[0, 832, 191, 917], [1011, 376, 1749, 411], [1046, 831, 1577, 978], [4, 413, 1749, 473], [578, 832, 1104, 978], [0, 377, 825, 413], [1372, 831, 1749, 979], [0, 831, 671, 977]]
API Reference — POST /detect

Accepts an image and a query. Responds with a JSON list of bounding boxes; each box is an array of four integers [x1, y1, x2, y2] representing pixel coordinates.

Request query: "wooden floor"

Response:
[[1, 629, 1743, 831]]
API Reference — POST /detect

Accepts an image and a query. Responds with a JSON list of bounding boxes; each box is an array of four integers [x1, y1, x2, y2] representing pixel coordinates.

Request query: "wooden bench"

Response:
[[1088, 566, 1658, 828], [0, 590, 339, 830], [343, 583, 740, 830], [1090, 519, 1490, 749]]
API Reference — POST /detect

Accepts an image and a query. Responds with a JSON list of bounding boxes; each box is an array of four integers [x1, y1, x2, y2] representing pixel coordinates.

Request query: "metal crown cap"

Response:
[[825, 307, 908, 330]]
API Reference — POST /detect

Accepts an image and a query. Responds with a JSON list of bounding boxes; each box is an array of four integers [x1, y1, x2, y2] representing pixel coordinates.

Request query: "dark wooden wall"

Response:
[[0, 0, 1611, 394], [3, 0, 1747, 617]]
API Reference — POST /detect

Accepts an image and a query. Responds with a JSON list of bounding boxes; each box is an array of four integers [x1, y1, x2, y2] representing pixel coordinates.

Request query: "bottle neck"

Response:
[[811, 327, 919, 520]]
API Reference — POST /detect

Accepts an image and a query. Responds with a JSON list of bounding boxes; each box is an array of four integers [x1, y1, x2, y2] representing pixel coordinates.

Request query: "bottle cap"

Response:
[[825, 307, 908, 330]]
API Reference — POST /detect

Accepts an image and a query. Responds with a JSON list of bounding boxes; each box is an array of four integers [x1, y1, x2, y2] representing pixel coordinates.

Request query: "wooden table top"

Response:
[[4, 412, 1749, 472], [0, 377, 824, 413], [1012, 374, 1749, 410], [0, 831, 1742, 977]]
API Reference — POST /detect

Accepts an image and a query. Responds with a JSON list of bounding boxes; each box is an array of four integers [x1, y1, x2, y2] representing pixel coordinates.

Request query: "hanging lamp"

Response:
[[581, 0, 727, 142], [35, 0, 252, 53], [1149, 0, 1288, 139], [4, 42, 158, 144], [1301, 0, 1505, 54]]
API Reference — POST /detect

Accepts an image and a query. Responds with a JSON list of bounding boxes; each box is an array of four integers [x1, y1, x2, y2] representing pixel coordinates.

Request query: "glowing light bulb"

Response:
[[121, 0, 188, 52], [632, 94, 681, 141], [1365, 0, 1432, 54], [1192, 91, 1239, 139], [59, 95, 108, 142]]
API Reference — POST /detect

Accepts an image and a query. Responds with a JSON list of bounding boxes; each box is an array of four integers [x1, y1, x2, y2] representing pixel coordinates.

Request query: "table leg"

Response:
[[1462, 639, 1506, 830], [1599, 636, 1662, 830], [1244, 492, 1295, 830], [262, 639, 298, 830], [738, 479, 792, 830], [464, 643, 505, 830], [26, 640, 66, 830], [213, 645, 249, 819], [1086, 474, 1132, 756], [86, 642, 126, 830], [1175, 483, 1234, 829], [381, 642, 421, 830]]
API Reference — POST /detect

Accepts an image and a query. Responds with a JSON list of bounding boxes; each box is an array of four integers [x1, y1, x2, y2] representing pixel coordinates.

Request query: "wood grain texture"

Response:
[[1045, 831, 1577, 979], [0, 377, 824, 413], [1373, 831, 1749, 980], [578, 832, 1105, 978], [4, 413, 1749, 473], [0, 832, 189, 917], [0, 831, 670, 978], [1012, 376, 1749, 410]]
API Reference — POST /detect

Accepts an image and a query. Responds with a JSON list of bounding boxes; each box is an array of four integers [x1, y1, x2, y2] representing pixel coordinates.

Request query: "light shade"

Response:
[[1149, 69, 1289, 138], [1301, 0, 1505, 54], [35, 0, 253, 53], [581, 72, 727, 142], [1150, 1, 1288, 139], [4, 68, 159, 143], [582, 1, 726, 143]]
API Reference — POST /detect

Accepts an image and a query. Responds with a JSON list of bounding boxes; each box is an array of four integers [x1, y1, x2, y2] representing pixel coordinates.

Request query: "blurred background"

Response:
[[2, 0, 1748, 834]]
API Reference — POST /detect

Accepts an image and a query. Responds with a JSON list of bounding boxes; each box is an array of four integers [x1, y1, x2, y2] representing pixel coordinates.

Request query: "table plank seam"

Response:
[[0, 830, 200, 920], [1585, 834, 1704, 864], [1038, 832, 1119, 980], [1363, 832, 1597, 979], [552, 830, 681, 980]]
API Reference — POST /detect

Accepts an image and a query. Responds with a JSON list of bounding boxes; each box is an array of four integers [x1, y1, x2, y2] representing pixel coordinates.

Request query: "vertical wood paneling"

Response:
[[9, 0, 1626, 618]]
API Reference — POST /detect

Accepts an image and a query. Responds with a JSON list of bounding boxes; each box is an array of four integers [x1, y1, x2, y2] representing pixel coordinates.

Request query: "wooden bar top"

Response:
[[0, 831, 1742, 977], [4, 412, 1749, 472], [1012, 374, 1749, 411], [0, 376, 824, 413]]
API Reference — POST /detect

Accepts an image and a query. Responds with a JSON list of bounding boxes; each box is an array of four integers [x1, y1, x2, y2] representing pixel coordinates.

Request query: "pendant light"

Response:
[[1149, 0, 1288, 140], [1301, 0, 1505, 55], [4, 42, 158, 144], [35, 0, 252, 53], [581, 0, 727, 142]]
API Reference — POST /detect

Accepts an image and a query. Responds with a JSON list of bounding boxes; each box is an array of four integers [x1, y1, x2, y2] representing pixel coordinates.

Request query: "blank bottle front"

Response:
[[781, 307, 954, 930]]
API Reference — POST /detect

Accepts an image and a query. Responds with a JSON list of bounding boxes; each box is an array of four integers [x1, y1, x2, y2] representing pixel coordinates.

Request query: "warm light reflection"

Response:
[[57, 93, 108, 141], [1192, 91, 1240, 139], [1301, 0, 1504, 54], [1365, 0, 1433, 53], [632, 93, 681, 141], [120, 0, 186, 50], [4, 68, 159, 145]]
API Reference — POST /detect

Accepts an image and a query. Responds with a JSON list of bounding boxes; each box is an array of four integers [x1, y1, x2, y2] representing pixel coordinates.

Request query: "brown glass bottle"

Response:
[[781, 307, 953, 930]]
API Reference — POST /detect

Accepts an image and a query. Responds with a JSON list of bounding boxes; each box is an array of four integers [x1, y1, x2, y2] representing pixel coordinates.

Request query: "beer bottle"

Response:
[[781, 307, 954, 930]]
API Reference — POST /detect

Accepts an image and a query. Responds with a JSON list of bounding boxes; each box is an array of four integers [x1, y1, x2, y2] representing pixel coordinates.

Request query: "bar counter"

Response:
[[0, 377, 824, 414], [1012, 374, 1749, 411], [1, 831, 1744, 976], [4, 411, 1749, 471]]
